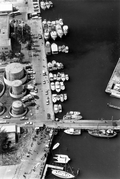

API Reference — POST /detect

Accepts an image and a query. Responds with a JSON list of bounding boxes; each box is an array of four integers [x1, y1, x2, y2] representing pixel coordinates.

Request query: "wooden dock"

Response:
[[105, 58, 120, 93], [42, 164, 63, 179]]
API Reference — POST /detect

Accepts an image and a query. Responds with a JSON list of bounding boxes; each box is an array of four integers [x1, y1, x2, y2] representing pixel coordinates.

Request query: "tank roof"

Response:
[[5, 63, 23, 74]]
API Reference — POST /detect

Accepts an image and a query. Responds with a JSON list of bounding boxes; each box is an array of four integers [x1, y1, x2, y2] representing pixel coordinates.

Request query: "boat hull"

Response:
[[88, 130, 117, 138], [52, 169, 75, 179]]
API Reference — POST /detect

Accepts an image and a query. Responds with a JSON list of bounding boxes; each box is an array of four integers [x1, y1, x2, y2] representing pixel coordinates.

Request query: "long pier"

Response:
[[31, 119, 120, 130]]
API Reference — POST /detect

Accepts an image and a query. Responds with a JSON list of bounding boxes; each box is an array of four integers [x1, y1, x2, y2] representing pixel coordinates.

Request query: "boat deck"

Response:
[[105, 58, 120, 93]]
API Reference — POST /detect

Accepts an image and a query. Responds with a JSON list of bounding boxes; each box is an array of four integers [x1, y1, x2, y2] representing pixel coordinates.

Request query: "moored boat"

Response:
[[64, 128, 81, 135], [52, 142, 60, 150], [66, 111, 81, 116], [54, 154, 71, 164], [52, 169, 75, 179], [88, 129, 117, 138]]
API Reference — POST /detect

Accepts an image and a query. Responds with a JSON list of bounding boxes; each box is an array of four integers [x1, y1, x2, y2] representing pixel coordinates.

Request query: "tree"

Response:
[[0, 130, 9, 155]]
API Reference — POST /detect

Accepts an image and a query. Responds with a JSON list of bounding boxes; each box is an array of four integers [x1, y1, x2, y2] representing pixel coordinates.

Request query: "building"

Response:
[[0, 3, 13, 14], [0, 125, 20, 143], [0, 14, 11, 55]]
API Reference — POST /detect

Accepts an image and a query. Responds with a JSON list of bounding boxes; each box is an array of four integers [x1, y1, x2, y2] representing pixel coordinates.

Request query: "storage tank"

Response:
[[5, 63, 24, 81], [12, 80, 23, 95], [11, 100, 24, 115]]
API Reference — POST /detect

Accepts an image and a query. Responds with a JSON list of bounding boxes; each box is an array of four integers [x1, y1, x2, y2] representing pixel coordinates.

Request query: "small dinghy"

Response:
[[52, 169, 75, 179], [52, 142, 60, 150]]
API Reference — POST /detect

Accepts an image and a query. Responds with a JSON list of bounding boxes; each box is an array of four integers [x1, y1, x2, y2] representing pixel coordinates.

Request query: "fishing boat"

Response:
[[54, 154, 71, 164], [107, 103, 120, 110], [52, 169, 75, 179], [40, 1, 46, 10], [52, 142, 60, 150], [66, 111, 81, 116], [64, 128, 81, 135], [88, 129, 117, 138]]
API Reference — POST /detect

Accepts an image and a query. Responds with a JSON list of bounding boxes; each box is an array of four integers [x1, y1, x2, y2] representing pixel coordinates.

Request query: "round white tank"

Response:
[[12, 100, 24, 115], [12, 80, 23, 95], [5, 63, 24, 81]]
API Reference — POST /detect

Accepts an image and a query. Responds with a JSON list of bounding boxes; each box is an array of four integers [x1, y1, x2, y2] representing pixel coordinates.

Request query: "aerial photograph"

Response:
[[0, 0, 120, 179]]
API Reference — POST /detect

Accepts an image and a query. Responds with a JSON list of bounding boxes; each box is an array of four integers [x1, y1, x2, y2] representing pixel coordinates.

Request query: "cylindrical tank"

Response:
[[5, 63, 24, 81], [12, 80, 23, 95], [12, 100, 24, 115]]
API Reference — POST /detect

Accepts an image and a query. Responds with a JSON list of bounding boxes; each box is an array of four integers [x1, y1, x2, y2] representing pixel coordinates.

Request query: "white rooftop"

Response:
[[0, 3, 12, 12]]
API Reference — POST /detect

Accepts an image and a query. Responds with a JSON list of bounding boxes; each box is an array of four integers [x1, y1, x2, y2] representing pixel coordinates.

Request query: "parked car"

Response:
[[24, 121, 33, 125], [20, 116, 28, 121], [2, 115, 11, 119]]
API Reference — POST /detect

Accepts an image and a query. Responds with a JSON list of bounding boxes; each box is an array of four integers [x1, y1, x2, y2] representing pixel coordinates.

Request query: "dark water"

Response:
[[41, 1, 120, 178]]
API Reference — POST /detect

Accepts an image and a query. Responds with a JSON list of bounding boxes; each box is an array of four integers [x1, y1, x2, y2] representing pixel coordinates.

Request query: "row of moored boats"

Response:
[[40, 0, 53, 10], [43, 19, 68, 40]]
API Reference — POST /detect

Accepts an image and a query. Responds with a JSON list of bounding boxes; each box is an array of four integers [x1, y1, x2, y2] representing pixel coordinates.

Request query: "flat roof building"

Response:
[[0, 14, 11, 54], [0, 3, 13, 14]]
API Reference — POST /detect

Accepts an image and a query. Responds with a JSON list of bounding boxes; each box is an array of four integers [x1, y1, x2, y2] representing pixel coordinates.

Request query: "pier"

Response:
[[31, 119, 120, 130], [105, 58, 120, 93]]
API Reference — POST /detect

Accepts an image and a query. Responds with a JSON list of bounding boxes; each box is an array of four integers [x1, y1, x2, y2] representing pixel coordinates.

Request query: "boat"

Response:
[[64, 128, 81, 135], [45, 1, 50, 9], [54, 104, 59, 113], [60, 94, 64, 102], [44, 30, 50, 40], [88, 129, 117, 138], [63, 25, 68, 35], [52, 142, 60, 150], [50, 31, 57, 41], [63, 93, 67, 100], [40, 1, 46, 10], [49, 1, 53, 7], [52, 169, 75, 179], [63, 114, 82, 120], [58, 104, 62, 113], [66, 111, 81, 116], [54, 154, 71, 164], [51, 43, 58, 54], [107, 103, 120, 110], [60, 81, 65, 90], [110, 90, 120, 99]]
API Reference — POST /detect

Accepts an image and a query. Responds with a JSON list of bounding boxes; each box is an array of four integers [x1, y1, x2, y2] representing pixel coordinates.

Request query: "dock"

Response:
[[105, 58, 120, 93], [42, 164, 63, 179]]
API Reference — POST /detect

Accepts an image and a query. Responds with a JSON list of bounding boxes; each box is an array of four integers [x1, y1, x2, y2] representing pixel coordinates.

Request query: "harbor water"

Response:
[[41, 1, 120, 179]]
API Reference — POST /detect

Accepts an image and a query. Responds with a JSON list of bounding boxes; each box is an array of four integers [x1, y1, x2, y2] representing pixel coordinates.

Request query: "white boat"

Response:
[[51, 82, 55, 91], [64, 93, 67, 100], [64, 128, 81, 135], [63, 114, 82, 120], [44, 30, 50, 40], [65, 74, 69, 81], [52, 142, 60, 150], [54, 104, 59, 113], [110, 90, 120, 99], [63, 25, 68, 35], [60, 94, 64, 102], [66, 111, 81, 116], [49, 1, 53, 7], [58, 104, 62, 113], [51, 43, 58, 54], [55, 81, 61, 93], [52, 169, 75, 179], [50, 31, 57, 40], [40, 1, 46, 10], [60, 81, 65, 90], [45, 1, 50, 9], [61, 73, 66, 81], [54, 154, 71, 164]]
